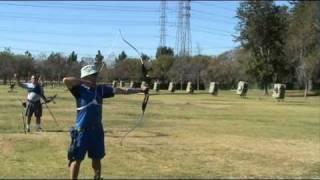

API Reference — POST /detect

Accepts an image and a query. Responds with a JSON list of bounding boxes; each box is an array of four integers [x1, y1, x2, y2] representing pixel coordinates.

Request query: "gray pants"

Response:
[[25, 100, 42, 118]]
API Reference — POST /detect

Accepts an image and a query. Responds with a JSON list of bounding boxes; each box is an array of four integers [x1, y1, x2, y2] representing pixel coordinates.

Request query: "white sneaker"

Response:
[[36, 127, 42, 132]]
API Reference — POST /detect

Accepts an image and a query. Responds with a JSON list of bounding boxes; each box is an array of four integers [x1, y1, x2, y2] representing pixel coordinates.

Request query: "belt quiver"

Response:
[[68, 127, 79, 167]]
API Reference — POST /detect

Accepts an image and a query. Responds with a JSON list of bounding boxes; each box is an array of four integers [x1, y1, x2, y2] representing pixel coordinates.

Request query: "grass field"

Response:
[[0, 85, 319, 179]]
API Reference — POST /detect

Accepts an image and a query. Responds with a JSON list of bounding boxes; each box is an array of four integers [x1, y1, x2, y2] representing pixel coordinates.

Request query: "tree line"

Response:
[[0, 1, 319, 96]]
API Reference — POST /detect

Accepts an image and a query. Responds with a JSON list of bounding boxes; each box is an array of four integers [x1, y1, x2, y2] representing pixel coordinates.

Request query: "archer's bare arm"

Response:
[[63, 77, 81, 90], [114, 87, 148, 95], [63, 77, 94, 89], [14, 74, 27, 89]]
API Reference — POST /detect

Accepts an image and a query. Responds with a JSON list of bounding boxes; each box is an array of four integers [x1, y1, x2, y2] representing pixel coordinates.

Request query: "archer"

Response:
[[15, 74, 49, 132], [63, 64, 148, 179]]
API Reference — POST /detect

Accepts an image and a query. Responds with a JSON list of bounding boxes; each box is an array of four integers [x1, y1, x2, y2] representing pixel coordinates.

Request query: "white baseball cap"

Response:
[[80, 65, 98, 78]]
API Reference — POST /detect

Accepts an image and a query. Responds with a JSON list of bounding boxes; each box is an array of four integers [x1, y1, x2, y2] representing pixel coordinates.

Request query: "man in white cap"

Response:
[[63, 64, 148, 179]]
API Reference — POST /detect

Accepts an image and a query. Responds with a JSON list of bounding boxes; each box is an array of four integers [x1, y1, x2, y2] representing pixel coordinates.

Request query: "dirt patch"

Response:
[[0, 138, 15, 157]]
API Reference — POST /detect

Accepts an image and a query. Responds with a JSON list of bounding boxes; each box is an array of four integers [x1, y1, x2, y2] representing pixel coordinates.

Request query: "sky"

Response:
[[0, 1, 268, 62]]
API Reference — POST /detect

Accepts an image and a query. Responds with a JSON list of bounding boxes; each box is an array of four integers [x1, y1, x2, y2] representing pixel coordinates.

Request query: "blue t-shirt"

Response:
[[70, 84, 114, 130]]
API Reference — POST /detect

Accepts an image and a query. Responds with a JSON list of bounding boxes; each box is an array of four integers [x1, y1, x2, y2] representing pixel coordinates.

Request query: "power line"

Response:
[[0, 2, 238, 57], [0, 46, 97, 57], [191, 11, 236, 25], [192, 1, 236, 12], [0, 35, 164, 50], [191, 8, 235, 20], [0, 27, 162, 38], [0, 13, 237, 36], [0, 14, 160, 25], [0, 10, 236, 26], [0, 3, 236, 25], [0, 16, 234, 38], [0, 2, 161, 13], [0, 44, 236, 55]]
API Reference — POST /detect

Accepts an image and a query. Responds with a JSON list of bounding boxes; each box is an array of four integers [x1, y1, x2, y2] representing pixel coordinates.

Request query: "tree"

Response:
[[141, 53, 150, 61], [286, 1, 320, 97], [15, 53, 35, 81], [95, 50, 104, 66], [155, 46, 174, 59], [46, 52, 68, 83], [68, 51, 78, 64], [189, 55, 210, 90], [65, 51, 82, 78], [0, 49, 15, 84], [25, 51, 32, 58], [116, 51, 127, 62], [168, 56, 191, 90], [112, 58, 140, 81], [151, 55, 175, 82], [236, 0, 289, 95]]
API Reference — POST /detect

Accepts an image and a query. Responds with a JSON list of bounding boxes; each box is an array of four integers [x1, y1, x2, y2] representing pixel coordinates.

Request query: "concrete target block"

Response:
[[153, 81, 160, 92], [112, 80, 117, 88], [272, 83, 286, 100], [129, 81, 135, 88], [186, 81, 194, 94], [237, 81, 248, 97], [119, 80, 125, 88], [209, 82, 219, 96], [168, 82, 176, 93]]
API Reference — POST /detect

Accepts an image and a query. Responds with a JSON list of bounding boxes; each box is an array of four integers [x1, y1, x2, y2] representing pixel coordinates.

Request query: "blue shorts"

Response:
[[73, 127, 105, 161]]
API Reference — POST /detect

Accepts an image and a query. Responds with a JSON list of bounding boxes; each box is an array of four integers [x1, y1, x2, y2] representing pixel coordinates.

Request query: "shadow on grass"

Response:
[[17, 129, 171, 139], [287, 90, 320, 97], [107, 129, 170, 138]]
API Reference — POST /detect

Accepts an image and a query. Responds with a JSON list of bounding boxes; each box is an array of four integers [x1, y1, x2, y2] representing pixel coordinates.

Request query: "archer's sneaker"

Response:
[[36, 127, 42, 132], [27, 127, 31, 133]]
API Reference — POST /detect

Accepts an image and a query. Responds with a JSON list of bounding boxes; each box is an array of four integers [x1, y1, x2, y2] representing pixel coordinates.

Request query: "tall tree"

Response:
[[46, 52, 67, 83], [286, 1, 320, 97], [68, 51, 78, 64], [95, 50, 104, 68], [151, 55, 175, 82], [236, 0, 289, 95], [0, 49, 15, 84], [25, 51, 32, 58], [15, 53, 35, 81], [116, 51, 127, 62], [155, 46, 174, 59], [141, 53, 150, 61]]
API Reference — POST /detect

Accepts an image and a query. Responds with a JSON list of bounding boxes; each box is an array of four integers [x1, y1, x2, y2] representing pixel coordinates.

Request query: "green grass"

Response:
[[0, 85, 319, 178]]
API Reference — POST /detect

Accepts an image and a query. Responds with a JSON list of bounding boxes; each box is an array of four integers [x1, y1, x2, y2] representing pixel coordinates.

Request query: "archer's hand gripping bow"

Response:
[[119, 30, 151, 145]]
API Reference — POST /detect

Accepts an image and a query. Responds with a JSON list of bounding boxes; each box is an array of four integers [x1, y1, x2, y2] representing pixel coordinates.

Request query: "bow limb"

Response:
[[119, 30, 144, 65], [119, 29, 150, 145]]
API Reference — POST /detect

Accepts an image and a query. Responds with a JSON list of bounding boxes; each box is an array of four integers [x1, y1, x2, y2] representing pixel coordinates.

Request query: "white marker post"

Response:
[[209, 82, 218, 96], [237, 81, 248, 97], [272, 83, 286, 101], [168, 82, 176, 93], [186, 81, 194, 94]]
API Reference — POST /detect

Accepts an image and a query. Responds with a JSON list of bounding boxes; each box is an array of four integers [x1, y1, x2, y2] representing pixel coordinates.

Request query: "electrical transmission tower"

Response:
[[176, 0, 192, 57], [159, 0, 167, 47], [184, 0, 192, 57], [175, 1, 183, 55]]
